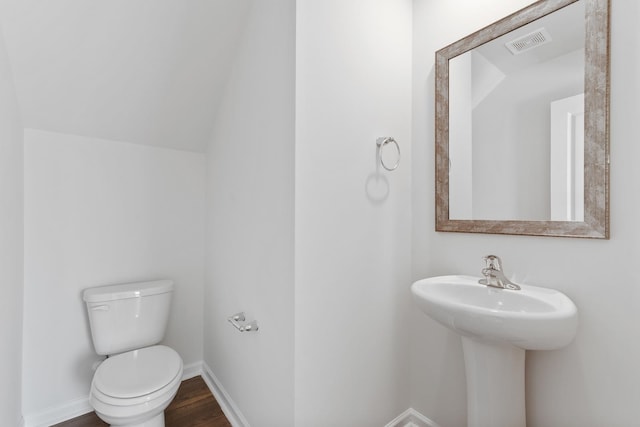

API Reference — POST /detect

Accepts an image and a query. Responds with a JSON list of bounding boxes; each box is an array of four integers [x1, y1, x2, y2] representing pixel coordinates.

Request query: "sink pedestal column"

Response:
[[461, 337, 526, 427]]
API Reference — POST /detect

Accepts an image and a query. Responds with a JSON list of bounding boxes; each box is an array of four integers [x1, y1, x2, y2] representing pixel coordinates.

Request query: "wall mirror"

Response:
[[435, 0, 610, 238]]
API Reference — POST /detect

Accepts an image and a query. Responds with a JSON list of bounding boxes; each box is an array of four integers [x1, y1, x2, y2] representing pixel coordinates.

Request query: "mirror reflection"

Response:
[[448, 0, 585, 221]]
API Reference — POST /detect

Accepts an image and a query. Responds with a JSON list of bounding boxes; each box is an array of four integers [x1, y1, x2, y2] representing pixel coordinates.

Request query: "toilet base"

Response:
[[105, 412, 164, 427]]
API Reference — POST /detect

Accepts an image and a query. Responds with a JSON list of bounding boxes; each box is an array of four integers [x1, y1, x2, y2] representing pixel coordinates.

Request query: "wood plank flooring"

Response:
[[53, 376, 231, 427]]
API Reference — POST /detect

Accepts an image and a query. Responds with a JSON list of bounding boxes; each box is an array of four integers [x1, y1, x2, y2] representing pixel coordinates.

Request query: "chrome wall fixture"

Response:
[[228, 312, 259, 332], [376, 137, 400, 171]]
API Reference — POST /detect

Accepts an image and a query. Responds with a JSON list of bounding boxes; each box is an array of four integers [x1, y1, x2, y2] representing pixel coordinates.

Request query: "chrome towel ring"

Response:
[[376, 137, 400, 171]]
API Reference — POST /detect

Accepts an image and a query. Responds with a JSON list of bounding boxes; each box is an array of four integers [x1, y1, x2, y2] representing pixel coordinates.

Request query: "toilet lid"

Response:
[[93, 345, 182, 399]]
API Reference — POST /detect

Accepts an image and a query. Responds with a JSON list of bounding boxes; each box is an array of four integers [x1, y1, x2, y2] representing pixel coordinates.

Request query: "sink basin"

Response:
[[411, 275, 578, 427], [411, 275, 578, 350]]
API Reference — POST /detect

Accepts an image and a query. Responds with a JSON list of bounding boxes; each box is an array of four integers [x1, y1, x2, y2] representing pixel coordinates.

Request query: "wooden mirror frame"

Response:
[[435, 0, 610, 238]]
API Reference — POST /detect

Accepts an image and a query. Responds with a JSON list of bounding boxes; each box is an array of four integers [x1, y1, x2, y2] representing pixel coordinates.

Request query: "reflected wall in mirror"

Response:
[[435, 0, 610, 238], [449, 1, 585, 221]]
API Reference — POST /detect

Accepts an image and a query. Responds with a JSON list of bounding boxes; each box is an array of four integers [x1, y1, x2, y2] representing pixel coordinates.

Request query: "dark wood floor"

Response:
[[53, 376, 232, 427]]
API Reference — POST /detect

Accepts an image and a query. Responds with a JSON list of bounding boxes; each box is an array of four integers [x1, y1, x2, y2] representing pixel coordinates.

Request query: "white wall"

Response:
[[204, 1, 295, 426], [294, 1, 413, 425], [472, 50, 584, 220], [0, 22, 24, 427], [412, 1, 640, 426], [23, 130, 205, 423]]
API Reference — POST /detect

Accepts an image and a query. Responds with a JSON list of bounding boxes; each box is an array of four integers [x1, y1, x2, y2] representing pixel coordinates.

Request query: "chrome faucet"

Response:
[[479, 255, 521, 290]]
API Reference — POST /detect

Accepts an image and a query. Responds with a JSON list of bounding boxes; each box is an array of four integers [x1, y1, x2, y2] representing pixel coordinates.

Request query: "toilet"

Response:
[[83, 279, 184, 427]]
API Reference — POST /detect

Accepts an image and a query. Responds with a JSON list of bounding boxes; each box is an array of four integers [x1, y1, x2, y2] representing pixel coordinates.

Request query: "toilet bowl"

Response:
[[90, 345, 183, 427]]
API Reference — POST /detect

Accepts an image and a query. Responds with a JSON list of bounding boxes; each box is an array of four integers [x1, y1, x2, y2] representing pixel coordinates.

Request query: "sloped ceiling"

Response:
[[0, 0, 250, 152]]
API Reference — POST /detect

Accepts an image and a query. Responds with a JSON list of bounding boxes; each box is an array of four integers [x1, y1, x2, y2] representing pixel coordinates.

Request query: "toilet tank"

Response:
[[83, 279, 173, 356]]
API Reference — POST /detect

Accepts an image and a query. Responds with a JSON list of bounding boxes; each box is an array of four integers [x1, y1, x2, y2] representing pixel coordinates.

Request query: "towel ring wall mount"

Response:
[[376, 137, 400, 171]]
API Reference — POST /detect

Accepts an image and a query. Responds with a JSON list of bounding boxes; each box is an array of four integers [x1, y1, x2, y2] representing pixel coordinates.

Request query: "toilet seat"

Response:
[[91, 371, 181, 408], [91, 345, 183, 407], [91, 379, 181, 427], [89, 345, 183, 426], [93, 345, 182, 399]]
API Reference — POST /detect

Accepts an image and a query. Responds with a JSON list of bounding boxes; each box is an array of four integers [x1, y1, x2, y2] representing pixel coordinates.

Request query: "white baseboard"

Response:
[[182, 360, 203, 380], [23, 397, 93, 427], [385, 408, 442, 427], [201, 362, 251, 427]]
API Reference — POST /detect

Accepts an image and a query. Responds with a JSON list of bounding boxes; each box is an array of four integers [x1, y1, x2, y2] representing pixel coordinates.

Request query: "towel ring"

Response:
[[376, 137, 400, 171]]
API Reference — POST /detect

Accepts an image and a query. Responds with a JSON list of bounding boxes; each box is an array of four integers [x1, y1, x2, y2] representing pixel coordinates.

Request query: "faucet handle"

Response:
[[483, 255, 503, 271], [480, 255, 521, 290]]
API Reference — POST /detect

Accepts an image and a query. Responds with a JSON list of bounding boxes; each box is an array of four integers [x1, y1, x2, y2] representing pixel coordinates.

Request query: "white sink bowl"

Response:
[[411, 275, 578, 350]]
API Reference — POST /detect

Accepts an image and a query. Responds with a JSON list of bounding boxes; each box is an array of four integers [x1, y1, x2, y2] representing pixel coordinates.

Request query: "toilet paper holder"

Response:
[[228, 312, 259, 332]]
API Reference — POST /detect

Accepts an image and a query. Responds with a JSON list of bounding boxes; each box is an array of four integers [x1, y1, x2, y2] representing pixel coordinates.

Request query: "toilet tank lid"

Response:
[[83, 279, 173, 303]]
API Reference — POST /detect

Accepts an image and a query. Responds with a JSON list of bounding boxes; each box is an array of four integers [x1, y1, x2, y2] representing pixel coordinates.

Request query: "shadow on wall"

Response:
[[366, 172, 390, 204]]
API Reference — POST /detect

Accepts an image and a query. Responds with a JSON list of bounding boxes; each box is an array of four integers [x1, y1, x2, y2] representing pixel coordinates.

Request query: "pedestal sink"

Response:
[[411, 275, 578, 427]]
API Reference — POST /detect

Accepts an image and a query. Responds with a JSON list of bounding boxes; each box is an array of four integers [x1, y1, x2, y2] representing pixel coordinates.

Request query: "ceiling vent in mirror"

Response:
[[505, 28, 552, 55]]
